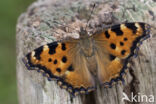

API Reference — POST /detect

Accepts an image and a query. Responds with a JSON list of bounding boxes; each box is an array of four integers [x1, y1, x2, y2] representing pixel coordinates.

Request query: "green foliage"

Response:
[[0, 0, 34, 104]]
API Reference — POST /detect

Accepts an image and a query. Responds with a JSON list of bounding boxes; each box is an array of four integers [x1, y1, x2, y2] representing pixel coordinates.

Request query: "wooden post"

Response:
[[16, 0, 156, 104]]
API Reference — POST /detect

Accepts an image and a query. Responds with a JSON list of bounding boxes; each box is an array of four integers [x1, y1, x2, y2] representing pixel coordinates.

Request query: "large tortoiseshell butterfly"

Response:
[[23, 22, 150, 96]]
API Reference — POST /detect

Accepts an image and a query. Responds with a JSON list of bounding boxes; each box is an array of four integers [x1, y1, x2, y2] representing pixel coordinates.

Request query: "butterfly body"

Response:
[[79, 37, 94, 57], [23, 22, 150, 96]]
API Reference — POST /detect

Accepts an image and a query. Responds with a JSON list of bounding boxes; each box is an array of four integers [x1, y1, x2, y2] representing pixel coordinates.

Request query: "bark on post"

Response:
[[16, 0, 156, 104]]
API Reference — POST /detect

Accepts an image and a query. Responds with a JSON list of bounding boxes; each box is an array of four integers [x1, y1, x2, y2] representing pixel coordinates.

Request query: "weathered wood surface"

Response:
[[16, 0, 156, 104]]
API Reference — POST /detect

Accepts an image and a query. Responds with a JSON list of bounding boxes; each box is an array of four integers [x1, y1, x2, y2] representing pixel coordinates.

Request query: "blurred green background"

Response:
[[0, 0, 34, 104]]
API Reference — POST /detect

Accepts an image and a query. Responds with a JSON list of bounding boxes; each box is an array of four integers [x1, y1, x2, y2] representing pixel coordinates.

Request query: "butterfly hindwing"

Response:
[[93, 22, 150, 86], [23, 39, 95, 96]]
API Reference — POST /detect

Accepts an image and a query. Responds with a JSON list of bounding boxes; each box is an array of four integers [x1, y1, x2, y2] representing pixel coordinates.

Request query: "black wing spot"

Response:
[[125, 23, 137, 34], [54, 59, 57, 64], [105, 31, 110, 39], [111, 25, 123, 36], [61, 43, 66, 51], [121, 50, 126, 55], [109, 54, 116, 61], [139, 23, 146, 36], [68, 65, 74, 71], [48, 42, 58, 55], [34, 46, 43, 60], [120, 42, 124, 46], [56, 68, 61, 73], [124, 37, 128, 41], [110, 43, 116, 49], [48, 58, 52, 62], [62, 56, 67, 63], [139, 23, 145, 31]]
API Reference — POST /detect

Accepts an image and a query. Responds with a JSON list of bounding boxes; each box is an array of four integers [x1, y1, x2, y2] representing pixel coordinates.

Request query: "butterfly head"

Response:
[[79, 27, 89, 39]]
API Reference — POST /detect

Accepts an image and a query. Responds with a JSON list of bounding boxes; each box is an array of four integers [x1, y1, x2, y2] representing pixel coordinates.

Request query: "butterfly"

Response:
[[22, 22, 150, 96]]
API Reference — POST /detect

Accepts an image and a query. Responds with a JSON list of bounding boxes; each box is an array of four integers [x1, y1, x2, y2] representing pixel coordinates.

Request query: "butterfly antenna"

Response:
[[85, 3, 96, 30]]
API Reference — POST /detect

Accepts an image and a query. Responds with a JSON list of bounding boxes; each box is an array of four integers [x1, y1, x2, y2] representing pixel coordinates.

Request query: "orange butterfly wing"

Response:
[[23, 40, 95, 96], [93, 22, 150, 86]]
